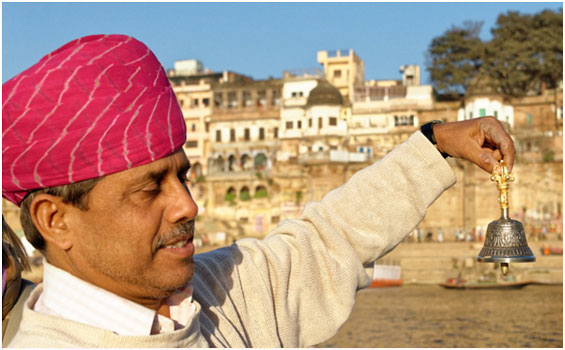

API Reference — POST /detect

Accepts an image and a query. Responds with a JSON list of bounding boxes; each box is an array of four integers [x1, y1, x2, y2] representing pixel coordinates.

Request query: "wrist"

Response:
[[420, 120, 450, 158]]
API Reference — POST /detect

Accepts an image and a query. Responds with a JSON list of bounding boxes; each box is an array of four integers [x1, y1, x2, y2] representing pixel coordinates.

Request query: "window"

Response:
[[193, 98, 199, 107], [291, 92, 297, 97], [257, 90, 266, 107], [227, 91, 237, 108], [215, 130, 222, 142], [286, 121, 293, 129], [479, 108, 486, 117], [259, 127, 265, 140], [309, 118, 312, 127], [297, 120, 302, 129], [240, 187, 251, 201], [329, 117, 337, 126], [180, 100, 185, 108], [244, 128, 250, 141], [318, 117, 323, 129], [272, 90, 281, 106], [494, 110, 498, 119], [394, 116, 399, 126], [205, 121, 210, 132], [203, 98, 210, 107], [191, 124, 196, 132], [274, 127, 279, 138], [214, 93, 223, 108], [469, 111, 473, 119], [230, 129, 235, 142], [334, 70, 342, 78], [243, 91, 252, 107], [409, 115, 414, 125], [185, 140, 198, 148], [527, 113, 533, 125], [401, 115, 407, 125]]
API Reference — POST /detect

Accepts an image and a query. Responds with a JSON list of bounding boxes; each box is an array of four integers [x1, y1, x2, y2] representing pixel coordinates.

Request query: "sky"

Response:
[[2, 2, 563, 84]]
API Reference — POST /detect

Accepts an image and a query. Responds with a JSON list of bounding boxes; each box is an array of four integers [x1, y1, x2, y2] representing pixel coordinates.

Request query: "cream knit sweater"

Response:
[[8, 132, 457, 348]]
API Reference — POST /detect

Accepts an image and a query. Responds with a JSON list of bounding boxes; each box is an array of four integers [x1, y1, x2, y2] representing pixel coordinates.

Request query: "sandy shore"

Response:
[[315, 284, 563, 348]]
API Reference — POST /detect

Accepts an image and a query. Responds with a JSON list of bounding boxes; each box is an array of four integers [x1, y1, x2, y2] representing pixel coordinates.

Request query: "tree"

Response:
[[426, 21, 485, 97], [485, 10, 562, 97], [427, 8, 563, 98], [529, 10, 562, 91]]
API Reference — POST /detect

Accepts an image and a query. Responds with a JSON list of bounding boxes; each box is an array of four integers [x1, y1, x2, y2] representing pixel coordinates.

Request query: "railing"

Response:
[[283, 68, 323, 78], [327, 49, 350, 58]]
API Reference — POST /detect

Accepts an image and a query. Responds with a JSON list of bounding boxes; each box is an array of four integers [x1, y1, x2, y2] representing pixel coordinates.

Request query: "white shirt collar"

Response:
[[35, 259, 160, 336]]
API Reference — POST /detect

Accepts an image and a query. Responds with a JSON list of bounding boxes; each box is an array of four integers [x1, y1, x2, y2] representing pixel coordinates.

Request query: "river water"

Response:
[[315, 284, 562, 348]]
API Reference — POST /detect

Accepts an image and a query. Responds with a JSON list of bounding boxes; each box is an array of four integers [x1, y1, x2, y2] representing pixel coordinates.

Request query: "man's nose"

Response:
[[165, 180, 198, 223]]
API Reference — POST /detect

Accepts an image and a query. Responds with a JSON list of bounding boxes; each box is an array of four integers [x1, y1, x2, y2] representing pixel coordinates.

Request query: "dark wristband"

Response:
[[420, 120, 450, 158]]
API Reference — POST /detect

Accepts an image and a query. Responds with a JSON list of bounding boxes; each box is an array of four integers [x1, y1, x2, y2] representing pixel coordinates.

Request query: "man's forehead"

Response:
[[105, 150, 190, 183], [135, 151, 190, 175]]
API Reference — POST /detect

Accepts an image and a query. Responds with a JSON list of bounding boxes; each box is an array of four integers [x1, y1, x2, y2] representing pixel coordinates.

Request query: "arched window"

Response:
[[254, 153, 267, 171], [240, 186, 251, 201], [216, 155, 225, 172], [228, 154, 237, 172], [241, 154, 251, 171], [225, 187, 237, 205], [191, 162, 203, 179], [254, 185, 268, 199]]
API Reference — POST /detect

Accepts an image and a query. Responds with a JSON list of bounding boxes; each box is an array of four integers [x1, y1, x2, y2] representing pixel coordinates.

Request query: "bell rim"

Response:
[[477, 255, 536, 263]]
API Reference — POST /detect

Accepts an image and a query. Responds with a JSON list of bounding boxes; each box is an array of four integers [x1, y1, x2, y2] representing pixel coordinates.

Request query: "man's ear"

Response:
[[30, 194, 73, 251]]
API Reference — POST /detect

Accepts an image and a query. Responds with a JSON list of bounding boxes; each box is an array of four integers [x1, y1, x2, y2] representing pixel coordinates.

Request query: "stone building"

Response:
[[2, 53, 562, 247], [202, 77, 284, 238], [317, 49, 365, 103]]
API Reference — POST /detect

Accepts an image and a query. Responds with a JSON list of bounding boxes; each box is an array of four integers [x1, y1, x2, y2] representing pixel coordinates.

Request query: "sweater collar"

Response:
[[35, 259, 194, 336]]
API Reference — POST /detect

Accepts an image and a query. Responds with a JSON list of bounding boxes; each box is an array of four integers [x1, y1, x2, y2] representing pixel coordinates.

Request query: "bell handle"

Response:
[[490, 160, 514, 219]]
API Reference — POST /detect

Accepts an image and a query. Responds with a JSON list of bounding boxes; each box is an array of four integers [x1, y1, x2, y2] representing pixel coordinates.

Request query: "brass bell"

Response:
[[477, 160, 535, 275]]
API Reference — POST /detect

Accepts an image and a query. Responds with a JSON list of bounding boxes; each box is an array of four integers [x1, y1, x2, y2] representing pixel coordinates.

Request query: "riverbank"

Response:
[[315, 284, 563, 348]]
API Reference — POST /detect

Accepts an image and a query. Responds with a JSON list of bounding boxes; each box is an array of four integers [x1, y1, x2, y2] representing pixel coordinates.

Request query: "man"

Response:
[[2, 217, 34, 346], [3, 34, 514, 347]]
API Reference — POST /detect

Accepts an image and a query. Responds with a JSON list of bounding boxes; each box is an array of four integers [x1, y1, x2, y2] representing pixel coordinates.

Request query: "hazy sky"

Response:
[[2, 2, 562, 84]]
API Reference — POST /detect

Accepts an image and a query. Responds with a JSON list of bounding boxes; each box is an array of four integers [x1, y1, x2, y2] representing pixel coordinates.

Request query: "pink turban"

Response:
[[2, 34, 186, 206]]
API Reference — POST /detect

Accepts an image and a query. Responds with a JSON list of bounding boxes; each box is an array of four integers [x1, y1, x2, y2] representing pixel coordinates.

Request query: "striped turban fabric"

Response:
[[2, 34, 186, 206]]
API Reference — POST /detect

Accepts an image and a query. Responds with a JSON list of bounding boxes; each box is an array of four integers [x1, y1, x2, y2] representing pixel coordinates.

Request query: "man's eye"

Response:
[[143, 187, 161, 196]]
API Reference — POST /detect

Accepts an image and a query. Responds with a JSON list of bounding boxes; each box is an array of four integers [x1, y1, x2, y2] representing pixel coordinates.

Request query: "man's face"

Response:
[[64, 150, 198, 303]]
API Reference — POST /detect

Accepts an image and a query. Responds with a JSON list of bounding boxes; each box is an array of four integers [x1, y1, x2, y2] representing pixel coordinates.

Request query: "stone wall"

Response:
[[383, 240, 563, 284]]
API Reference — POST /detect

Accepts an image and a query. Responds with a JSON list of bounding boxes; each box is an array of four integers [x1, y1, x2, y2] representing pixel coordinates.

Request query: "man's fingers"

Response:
[[481, 118, 515, 172], [466, 143, 496, 173], [492, 149, 503, 162]]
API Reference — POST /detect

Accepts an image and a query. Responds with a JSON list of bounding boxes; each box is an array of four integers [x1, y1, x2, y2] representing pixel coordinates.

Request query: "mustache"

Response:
[[153, 221, 195, 252]]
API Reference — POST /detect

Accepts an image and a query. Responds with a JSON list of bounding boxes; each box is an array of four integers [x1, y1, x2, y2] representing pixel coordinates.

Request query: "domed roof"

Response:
[[307, 79, 343, 106]]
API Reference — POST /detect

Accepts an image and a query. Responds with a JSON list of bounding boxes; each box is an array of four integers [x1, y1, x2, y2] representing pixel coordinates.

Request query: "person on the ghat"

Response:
[[2, 34, 514, 348]]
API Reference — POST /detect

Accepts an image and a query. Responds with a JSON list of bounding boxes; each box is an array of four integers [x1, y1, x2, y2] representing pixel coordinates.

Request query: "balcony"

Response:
[[283, 97, 308, 107], [298, 150, 369, 164], [211, 139, 280, 151]]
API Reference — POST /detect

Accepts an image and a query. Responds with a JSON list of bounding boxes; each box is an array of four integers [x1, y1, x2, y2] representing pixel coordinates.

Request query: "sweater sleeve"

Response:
[[192, 131, 457, 347]]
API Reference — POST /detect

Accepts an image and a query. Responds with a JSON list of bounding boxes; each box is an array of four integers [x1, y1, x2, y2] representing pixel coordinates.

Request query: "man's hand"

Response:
[[433, 117, 515, 173]]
